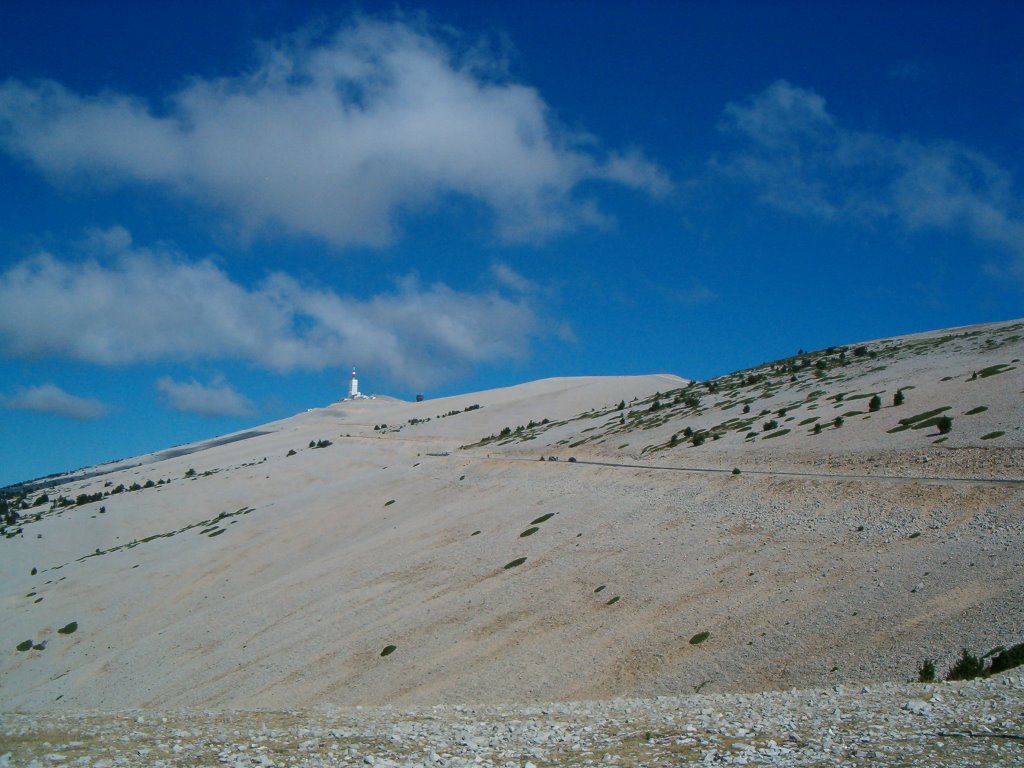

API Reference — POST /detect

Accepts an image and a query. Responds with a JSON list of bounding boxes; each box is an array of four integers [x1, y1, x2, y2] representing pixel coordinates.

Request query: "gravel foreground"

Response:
[[3, 675, 1023, 768]]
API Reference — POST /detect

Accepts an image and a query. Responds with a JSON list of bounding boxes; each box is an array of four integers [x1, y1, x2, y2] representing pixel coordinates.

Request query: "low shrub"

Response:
[[380, 644, 397, 657], [991, 642, 1024, 675], [689, 631, 710, 645], [917, 659, 936, 683], [58, 621, 78, 634], [946, 648, 986, 681]]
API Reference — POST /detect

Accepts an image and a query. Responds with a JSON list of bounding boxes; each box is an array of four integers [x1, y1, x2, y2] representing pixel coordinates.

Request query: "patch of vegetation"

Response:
[[380, 644, 397, 657], [890, 406, 954, 432], [991, 641, 1024, 675], [503, 557, 527, 569], [606, 596, 620, 605], [57, 621, 78, 634], [917, 659, 936, 683], [936, 415, 953, 434], [16, 639, 33, 652], [520, 526, 539, 537], [470, 530, 481, 536], [973, 363, 1014, 379], [384, 499, 396, 507], [947, 649, 986, 681], [689, 631, 710, 645]]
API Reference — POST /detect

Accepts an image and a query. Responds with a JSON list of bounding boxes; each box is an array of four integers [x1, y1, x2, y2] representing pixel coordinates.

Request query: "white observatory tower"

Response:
[[348, 367, 361, 399]]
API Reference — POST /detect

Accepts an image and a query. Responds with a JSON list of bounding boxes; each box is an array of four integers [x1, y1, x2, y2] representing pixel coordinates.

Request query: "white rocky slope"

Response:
[[1, 319, 1022, 763]]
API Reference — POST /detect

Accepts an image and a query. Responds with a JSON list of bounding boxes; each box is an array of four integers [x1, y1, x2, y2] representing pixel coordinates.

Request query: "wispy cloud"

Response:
[[717, 80, 1024, 279], [156, 376, 254, 417], [0, 18, 669, 247], [489, 262, 536, 293], [1, 383, 109, 420], [0, 228, 544, 387]]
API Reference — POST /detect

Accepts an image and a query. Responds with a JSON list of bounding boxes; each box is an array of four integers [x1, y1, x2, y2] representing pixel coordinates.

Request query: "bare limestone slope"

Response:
[[1, 321, 1022, 718]]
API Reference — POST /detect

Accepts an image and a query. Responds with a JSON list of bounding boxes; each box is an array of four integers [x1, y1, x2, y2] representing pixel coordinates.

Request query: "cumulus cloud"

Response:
[[0, 231, 542, 387], [0, 18, 669, 247], [2, 383, 109, 420], [156, 376, 254, 417], [717, 80, 1024, 278]]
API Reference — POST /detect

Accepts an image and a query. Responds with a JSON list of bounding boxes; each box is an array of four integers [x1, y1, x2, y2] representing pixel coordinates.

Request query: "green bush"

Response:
[[689, 631, 710, 645], [917, 659, 936, 683], [990, 642, 1024, 675], [868, 395, 881, 412], [58, 621, 78, 634], [380, 644, 397, 657], [894, 390, 905, 406], [936, 415, 953, 434], [946, 648, 986, 681]]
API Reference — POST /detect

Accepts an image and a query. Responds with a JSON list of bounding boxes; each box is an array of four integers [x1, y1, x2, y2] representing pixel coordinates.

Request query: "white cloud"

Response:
[[2, 383, 109, 420], [489, 262, 535, 293], [0, 231, 543, 387], [156, 376, 254, 417], [717, 80, 1024, 278], [0, 18, 668, 247]]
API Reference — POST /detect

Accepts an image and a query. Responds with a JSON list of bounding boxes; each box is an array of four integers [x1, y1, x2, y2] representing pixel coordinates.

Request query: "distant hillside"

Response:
[[1, 320, 1021, 711]]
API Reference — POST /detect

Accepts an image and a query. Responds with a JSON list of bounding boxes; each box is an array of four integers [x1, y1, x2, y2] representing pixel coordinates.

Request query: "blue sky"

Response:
[[1, 1, 1022, 486]]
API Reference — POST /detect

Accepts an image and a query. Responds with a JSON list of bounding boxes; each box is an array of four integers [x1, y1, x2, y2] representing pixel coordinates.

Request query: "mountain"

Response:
[[2, 319, 1022, 711]]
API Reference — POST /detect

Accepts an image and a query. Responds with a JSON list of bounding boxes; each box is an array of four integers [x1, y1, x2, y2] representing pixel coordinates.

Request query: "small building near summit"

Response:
[[346, 368, 374, 400]]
